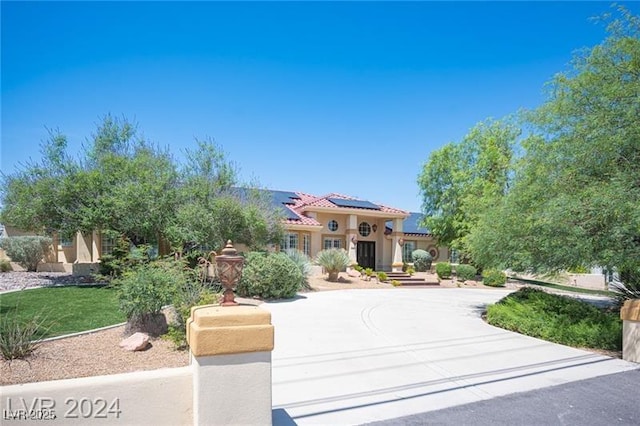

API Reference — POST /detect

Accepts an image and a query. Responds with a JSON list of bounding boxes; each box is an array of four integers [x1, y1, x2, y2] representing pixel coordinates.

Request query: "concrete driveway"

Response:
[[265, 288, 638, 425]]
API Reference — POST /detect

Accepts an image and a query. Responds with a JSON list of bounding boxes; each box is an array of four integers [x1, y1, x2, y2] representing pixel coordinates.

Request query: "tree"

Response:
[[0, 115, 284, 253], [417, 118, 519, 260], [467, 8, 640, 290]]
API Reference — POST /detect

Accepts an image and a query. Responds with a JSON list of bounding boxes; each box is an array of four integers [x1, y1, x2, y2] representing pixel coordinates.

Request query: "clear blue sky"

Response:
[[2, 1, 637, 212]]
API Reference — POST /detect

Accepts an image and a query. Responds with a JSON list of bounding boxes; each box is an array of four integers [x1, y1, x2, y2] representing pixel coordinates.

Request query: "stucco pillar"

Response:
[[391, 218, 404, 272], [187, 305, 275, 426], [75, 231, 92, 262], [620, 299, 640, 363], [91, 231, 100, 262], [347, 214, 358, 265]]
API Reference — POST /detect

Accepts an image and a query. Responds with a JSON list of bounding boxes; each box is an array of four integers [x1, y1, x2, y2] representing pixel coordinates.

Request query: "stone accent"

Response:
[[620, 299, 640, 363], [119, 332, 150, 351], [187, 305, 274, 357]]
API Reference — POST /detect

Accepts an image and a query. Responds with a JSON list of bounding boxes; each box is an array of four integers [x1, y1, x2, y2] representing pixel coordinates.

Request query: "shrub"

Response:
[[237, 252, 302, 299], [0, 259, 11, 272], [411, 249, 433, 272], [482, 269, 507, 287], [113, 260, 184, 336], [353, 264, 364, 273], [406, 267, 415, 276], [98, 236, 156, 279], [487, 288, 622, 350], [435, 262, 452, 279], [0, 236, 52, 272], [166, 282, 220, 349], [285, 249, 312, 290], [610, 267, 640, 306], [390, 279, 401, 287], [314, 249, 350, 282], [0, 313, 50, 360], [377, 271, 388, 282], [364, 268, 374, 281], [456, 264, 477, 282]]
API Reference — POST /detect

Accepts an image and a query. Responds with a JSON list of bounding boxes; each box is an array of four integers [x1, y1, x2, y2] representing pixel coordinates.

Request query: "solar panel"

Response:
[[281, 206, 301, 220], [327, 197, 380, 210], [272, 191, 300, 205]]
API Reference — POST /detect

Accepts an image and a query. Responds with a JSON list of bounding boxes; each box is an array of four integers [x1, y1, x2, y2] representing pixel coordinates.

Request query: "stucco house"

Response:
[[0, 189, 447, 274]]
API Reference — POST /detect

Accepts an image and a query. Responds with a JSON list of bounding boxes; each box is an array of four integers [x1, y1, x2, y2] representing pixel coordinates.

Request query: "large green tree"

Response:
[[467, 8, 640, 284], [1, 115, 283, 252], [417, 118, 519, 259]]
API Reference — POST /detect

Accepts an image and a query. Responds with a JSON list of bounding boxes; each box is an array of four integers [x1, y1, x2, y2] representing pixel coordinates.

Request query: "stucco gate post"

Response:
[[187, 305, 275, 425], [620, 299, 640, 363]]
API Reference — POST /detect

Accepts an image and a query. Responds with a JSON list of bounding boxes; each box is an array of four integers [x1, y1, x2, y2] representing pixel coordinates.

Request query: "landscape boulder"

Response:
[[119, 332, 150, 351]]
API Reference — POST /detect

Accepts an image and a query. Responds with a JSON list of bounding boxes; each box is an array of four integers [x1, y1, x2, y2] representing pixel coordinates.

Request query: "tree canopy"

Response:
[[419, 7, 640, 285], [0, 115, 284, 252]]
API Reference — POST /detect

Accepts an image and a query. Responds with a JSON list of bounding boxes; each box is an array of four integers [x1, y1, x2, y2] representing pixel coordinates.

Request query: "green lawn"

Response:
[[486, 287, 622, 351], [0, 286, 125, 339]]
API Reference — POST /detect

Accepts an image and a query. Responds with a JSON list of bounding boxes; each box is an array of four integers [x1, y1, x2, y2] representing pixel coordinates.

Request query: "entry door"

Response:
[[357, 241, 376, 270]]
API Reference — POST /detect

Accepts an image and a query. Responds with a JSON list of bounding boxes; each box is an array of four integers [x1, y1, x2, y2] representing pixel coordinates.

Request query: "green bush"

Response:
[[377, 271, 388, 282], [0, 313, 50, 360], [285, 249, 312, 290], [0, 236, 52, 272], [487, 288, 622, 350], [0, 259, 11, 272], [113, 261, 184, 336], [411, 249, 433, 272], [98, 236, 157, 279], [435, 262, 452, 279], [314, 249, 350, 282], [406, 267, 415, 276], [456, 264, 477, 282], [166, 283, 220, 349], [364, 268, 374, 281], [237, 252, 302, 299], [482, 269, 507, 287], [390, 280, 401, 287]]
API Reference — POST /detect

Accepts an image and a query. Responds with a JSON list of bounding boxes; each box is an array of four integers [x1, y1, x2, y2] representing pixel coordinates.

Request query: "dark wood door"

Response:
[[357, 241, 376, 269]]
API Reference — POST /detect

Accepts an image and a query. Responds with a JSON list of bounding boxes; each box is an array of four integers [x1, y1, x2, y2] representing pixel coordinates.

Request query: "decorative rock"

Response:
[[346, 268, 361, 278], [119, 332, 150, 351]]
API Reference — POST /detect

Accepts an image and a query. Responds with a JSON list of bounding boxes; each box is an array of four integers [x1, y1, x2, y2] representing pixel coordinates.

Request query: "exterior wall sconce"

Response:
[[215, 240, 245, 306], [398, 238, 404, 247], [351, 235, 358, 245], [372, 224, 377, 233]]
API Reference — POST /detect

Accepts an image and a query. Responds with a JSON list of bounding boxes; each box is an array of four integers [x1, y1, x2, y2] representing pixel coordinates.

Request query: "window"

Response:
[[358, 222, 371, 237], [101, 235, 118, 256], [328, 220, 339, 232], [402, 241, 416, 263], [449, 248, 458, 264], [323, 238, 342, 250], [281, 233, 299, 251], [302, 234, 311, 257], [58, 231, 74, 247]]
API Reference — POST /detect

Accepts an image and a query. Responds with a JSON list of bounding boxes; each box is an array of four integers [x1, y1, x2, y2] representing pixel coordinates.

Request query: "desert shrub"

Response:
[[411, 249, 433, 272], [568, 265, 590, 274], [364, 268, 374, 281], [0, 313, 50, 360], [610, 267, 640, 306], [285, 249, 312, 290], [0, 259, 11, 272], [456, 264, 477, 282], [0, 236, 52, 272], [487, 288, 622, 350], [482, 269, 507, 287], [237, 252, 302, 299], [314, 249, 350, 282], [406, 266, 415, 276], [166, 282, 220, 349], [113, 260, 184, 336], [435, 262, 452, 279], [377, 271, 388, 282], [390, 280, 401, 287], [353, 264, 364, 273]]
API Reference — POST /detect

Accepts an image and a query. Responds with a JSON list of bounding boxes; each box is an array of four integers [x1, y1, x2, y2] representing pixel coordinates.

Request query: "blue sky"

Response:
[[2, 1, 637, 212]]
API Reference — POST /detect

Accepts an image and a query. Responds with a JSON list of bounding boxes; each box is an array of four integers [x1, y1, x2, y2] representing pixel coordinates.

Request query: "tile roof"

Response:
[[262, 189, 410, 227]]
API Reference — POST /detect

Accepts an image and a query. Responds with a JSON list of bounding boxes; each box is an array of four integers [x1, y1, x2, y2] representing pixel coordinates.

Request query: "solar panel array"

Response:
[[327, 197, 381, 210], [271, 191, 301, 220]]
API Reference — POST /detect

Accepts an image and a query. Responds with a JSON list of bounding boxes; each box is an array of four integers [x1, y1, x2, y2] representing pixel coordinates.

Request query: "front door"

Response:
[[357, 241, 376, 270]]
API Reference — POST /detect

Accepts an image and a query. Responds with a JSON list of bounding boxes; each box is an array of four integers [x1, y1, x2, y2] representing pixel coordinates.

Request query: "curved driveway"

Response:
[[265, 288, 638, 425]]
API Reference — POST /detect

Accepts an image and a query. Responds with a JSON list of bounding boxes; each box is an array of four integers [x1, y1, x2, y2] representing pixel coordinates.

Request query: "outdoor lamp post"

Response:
[[215, 240, 245, 306]]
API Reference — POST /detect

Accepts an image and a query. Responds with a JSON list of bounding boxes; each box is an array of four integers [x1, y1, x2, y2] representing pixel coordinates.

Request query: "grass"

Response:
[[486, 287, 622, 351], [509, 276, 613, 296], [0, 285, 125, 339]]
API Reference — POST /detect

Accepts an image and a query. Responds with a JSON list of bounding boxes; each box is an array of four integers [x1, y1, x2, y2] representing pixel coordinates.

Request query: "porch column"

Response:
[[391, 218, 404, 272], [75, 231, 92, 262], [621, 299, 640, 363], [91, 231, 100, 262], [347, 214, 358, 265]]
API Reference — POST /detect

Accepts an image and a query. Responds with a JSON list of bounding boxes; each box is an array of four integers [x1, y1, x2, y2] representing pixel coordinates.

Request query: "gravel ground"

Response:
[[0, 271, 98, 293]]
